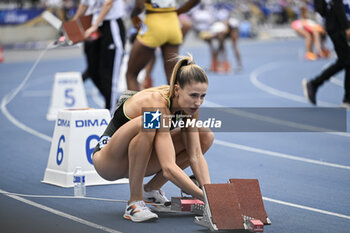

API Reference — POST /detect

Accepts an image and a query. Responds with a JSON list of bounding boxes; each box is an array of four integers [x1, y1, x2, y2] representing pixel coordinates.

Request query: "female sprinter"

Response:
[[291, 6, 330, 60], [92, 55, 214, 222]]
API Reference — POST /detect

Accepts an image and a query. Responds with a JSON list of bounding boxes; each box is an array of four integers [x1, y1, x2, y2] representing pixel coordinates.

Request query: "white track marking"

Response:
[[0, 45, 123, 232], [1, 92, 51, 142], [1, 189, 122, 233], [1, 43, 350, 229], [205, 102, 340, 132], [0, 190, 127, 203], [263, 197, 350, 220], [1, 43, 53, 142], [204, 100, 350, 138], [214, 139, 350, 170], [248, 62, 350, 137], [249, 62, 337, 107], [2, 189, 350, 221], [330, 77, 344, 87]]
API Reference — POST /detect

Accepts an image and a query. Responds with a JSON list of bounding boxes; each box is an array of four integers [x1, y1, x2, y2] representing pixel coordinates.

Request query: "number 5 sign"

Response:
[[42, 108, 128, 187], [46, 72, 88, 121]]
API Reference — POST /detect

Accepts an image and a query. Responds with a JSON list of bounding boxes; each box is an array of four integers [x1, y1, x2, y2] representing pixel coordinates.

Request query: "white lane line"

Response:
[[1, 89, 52, 143], [248, 62, 350, 137], [214, 139, 350, 171], [249, 62, 337, 107], [331, 77, 344, 87], [205, 102, 341, 133], [204, 100, 350, 138], [0, 45, 123, 233], [0, 190, 127, 203], [3, 47, 49, 106], [0, 43, 52, 142], [1, 189, 122, 233], [1, 189, 350, 221], [1, 46, 349, 228], [263, 197, 350, 220], [2, 188, 350, 222], [2, 93, 349, 173]]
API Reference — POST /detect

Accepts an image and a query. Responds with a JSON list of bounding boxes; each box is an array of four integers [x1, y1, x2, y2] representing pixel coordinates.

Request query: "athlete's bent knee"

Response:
[[200, 130, 214, 152]]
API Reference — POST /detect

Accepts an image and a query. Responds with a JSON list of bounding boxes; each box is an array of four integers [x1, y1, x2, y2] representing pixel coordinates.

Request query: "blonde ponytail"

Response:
[[144, 54, 208, 99], [168, 54, 208, 98]]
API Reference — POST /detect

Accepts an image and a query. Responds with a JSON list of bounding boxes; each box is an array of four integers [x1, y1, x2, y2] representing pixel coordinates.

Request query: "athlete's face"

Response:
[[175, 81, 208, 115]]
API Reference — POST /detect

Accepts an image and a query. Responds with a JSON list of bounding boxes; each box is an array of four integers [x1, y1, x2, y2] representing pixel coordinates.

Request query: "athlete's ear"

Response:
[[174, 84, 180, 97]]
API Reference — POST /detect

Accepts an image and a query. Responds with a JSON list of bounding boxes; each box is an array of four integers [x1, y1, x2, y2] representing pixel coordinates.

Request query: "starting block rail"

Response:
[[149, 197, 204, 215], [144, 177, 270, 232]]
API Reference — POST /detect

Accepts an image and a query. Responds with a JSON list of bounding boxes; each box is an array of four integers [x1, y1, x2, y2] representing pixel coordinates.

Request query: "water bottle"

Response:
[[73, 166, 86, 197]]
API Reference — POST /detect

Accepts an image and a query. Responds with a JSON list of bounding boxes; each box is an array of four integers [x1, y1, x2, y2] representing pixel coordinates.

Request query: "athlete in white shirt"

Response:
[[75, 0, 126, 112]]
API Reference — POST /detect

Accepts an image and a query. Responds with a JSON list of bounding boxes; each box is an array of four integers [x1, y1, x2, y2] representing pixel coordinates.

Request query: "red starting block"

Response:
[[194, 178, 271, 232], [171, 197, 204, 212], [149, 197, 204, 215], [59, 36, 66, 42], [246, 218, 264, 232]]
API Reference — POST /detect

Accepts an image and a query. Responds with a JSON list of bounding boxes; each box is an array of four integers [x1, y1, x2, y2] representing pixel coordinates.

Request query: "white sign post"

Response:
[[47, 72, 88, 121], [42, 108, 128, 187]]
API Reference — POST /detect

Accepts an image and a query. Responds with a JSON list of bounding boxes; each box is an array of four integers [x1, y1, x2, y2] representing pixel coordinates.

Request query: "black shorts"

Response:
[[92, 101, 130, 155]]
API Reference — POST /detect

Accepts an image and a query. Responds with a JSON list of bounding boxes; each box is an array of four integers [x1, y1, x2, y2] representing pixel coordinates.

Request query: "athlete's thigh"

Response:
[[144, 129, 184, 176], [160, 44, 179, 82], [171, 128, 210, 154], [230, 28, 239, 42], [171, 128, 185, 154], [93, 116, 143, 179], [296, 29, 309, 39], [127, 40, 155, 75]]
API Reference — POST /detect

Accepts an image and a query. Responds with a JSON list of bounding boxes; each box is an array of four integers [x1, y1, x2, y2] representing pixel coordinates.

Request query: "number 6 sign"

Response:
[[42, 108, 128, 187]]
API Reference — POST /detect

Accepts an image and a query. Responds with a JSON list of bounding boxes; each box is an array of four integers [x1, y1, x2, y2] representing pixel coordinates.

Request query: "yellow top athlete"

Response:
[[126, 0, 200, 91]]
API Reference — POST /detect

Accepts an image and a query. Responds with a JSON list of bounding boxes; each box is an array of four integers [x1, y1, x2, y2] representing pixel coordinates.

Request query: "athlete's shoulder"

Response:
[[148, 91, 169, 106], [134, 91, 168, 108]]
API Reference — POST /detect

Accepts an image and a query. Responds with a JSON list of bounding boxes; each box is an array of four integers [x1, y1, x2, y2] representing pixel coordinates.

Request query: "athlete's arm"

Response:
[[182, 115, 210, 188], [72, 3, 88, 21], [131, 0, 145, 18], [154, 127, 204, 200], [85, 0, 113, 38]]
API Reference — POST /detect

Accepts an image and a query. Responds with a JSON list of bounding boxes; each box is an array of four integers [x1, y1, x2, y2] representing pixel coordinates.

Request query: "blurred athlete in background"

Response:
[[126, 0, 200, 91]]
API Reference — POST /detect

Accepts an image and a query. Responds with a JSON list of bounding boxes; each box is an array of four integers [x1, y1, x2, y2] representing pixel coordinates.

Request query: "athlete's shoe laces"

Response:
[[143, 185, 169, 204], [123, 200, 158, 222]]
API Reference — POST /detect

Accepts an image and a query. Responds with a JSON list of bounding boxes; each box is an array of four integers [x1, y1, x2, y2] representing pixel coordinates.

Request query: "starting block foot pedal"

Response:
[[194, 179, 271, 232], [171, 197, 204, 213], [148, 197, 204, 215], [244, 217, 264, 232]]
